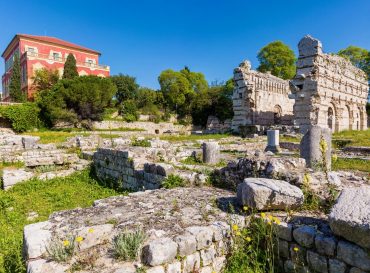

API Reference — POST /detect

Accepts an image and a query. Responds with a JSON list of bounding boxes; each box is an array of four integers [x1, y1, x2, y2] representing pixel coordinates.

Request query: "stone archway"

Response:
[[341, 105, 351, 130], [359, 106, 365, 130], [273, 105, 282, 124], [327, 107, 335, 132]]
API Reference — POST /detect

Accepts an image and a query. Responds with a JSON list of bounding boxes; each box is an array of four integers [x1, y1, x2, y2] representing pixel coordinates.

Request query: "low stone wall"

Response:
[[280, 142, 300, 151], [92, 121, 192, 134]]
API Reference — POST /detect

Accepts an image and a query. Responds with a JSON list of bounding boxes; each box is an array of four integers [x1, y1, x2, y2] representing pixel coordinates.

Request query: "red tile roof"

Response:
[[2, 34, 101, 57]]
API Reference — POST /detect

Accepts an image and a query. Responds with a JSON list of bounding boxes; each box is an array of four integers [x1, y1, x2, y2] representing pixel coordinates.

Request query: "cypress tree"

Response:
[[9, 53, 26, 102], [62, 53, 79, 79]]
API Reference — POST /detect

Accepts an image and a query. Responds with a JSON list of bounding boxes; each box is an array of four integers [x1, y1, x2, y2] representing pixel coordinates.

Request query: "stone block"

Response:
[[202, 142, 220, 164], [328, 259, 346, 273], [277, 239, 289, 258], [329, 186, 370, 249], [307, 250, 328, 273], [200, 245, 216, 266], [166, 261, 181, 273], [273, 221, 293, 241], [293, 226, 316, 248], [284, 260, 310, 273], [76, 224, 114, 250], [2, 169, 34, 190], [143, 237, 178, 266], [237, 178, 304, 210], [200, 266, 213, 273], [22, 136, 39, 149], [349, 268, 366, 273], [185, 226, 213, 250], [265, 130, 280, 153], [315, 234, 336, 256], [212, 256, 226, 272], [183, 252, 201, 273], [174, 234, 197, 256], [146, 266, 165, 273], [23, 221, 52, 259], [337, 240, 370, 271]]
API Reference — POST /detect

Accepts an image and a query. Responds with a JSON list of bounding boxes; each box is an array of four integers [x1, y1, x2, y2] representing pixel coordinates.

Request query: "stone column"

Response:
[[202, 142, 220, 165], [265, 130, 280, 153], [300, 125, 331, 170]]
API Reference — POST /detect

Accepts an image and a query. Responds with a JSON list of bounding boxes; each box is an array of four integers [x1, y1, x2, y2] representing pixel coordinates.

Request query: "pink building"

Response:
[[1, 34, 110, 101]]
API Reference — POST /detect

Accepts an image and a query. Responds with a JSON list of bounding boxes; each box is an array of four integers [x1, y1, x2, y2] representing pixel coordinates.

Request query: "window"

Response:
[[53, 52, 60, 61]]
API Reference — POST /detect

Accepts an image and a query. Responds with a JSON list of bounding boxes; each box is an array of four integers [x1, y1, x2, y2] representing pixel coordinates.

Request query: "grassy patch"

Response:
[[333, 129, 370, 147], [280, 135, 301, 143], [22, 131, 90, 144], [94, 127, 145, 132], [160, 133, 230, 142], [98, 133, 121, 139], [162, 174, 186, 189], [332, 158, 370, 173], [0, 169, 120, 273], [112, 229, 147, 261]]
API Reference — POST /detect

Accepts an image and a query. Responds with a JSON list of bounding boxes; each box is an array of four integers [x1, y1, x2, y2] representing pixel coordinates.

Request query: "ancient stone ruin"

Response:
[[231, 60, 294, 132], [232, 35, 369, 134], [291, 35, 368, 133]]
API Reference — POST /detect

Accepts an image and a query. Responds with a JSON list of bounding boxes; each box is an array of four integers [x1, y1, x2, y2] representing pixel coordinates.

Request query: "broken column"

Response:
[[265, 130, 280, 153], [202, 142, 220, 165], [300, 125, 332, 170]]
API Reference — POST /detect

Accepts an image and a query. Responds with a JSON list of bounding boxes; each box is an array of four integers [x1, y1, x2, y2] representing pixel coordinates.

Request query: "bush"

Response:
[[120, 100, 139, 122], [162, 174, 186, 189], [131, 138, 151, 147], [112, 229, 146, 261], [0, 103, 42, 132]]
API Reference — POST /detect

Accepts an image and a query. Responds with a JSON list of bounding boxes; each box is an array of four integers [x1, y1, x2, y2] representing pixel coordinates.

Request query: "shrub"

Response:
[[46, 235, 76, 262], [112, 229, 147, 261], [162, 174, 186, 189], [131, 138, 151, 147], [120, 100, 139, 122], [0, 103, 42, 132]]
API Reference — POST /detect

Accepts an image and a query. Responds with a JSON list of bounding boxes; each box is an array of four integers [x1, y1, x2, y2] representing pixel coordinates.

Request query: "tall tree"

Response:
[[257, 41, 296, 80], [9, 53, 26, 102], [62, 54, 78, 79], [32, 68, 60, 92], [180, 66, 208, 93], [338, 46, 370, 78], [111, 74, 139, 104]]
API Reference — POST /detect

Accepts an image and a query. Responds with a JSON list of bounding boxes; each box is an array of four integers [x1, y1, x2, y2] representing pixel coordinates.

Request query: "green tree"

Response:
[[257, 41, 296, 79], [62, 54, 78, 79], [32, 68, 60, 92], [9, 53, 26, 102], [338, 46, 370, 78], [111, 74, 139, 104], [37, 76, 116, 126], [180, 66, 208, 93]]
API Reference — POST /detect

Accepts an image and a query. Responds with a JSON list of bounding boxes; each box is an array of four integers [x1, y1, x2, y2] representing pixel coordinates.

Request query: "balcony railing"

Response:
[[22, 51, 110, 71]]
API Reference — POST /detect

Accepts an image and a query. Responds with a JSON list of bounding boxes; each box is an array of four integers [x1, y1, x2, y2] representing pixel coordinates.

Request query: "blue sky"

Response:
[[1, 0, 369, 89]]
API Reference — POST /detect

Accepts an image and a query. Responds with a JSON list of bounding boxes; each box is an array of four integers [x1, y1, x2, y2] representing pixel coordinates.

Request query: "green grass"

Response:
[[333, 129, 370, 147], [279, 135, 301, 143], [94, 127, 145, 132], [98, 133, 121, 139], [0, 169, 120, 273], [160, 133, 230, 142], [22, 131, 90, 144], [332, 158, 370, 173]]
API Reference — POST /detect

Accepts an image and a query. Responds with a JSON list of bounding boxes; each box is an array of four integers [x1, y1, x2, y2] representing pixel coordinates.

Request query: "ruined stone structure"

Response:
[[290, 35, 368, 133], [231, 61, 294, 132]]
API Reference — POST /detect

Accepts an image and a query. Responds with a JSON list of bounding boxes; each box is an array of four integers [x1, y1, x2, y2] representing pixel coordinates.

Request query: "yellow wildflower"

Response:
[[63, 240, 70, 247], [267, 221, 272, 225], [236, 231, 241, 236], [274, 218, 281, 225], [245, 236, 252, 242], [260, 212, 266, 218], [88, 228, 94, 233], [76, 236, 84, 243], [268, 215, 273, 221], [232, 224, 239, 231], [243, 206, 249, 211], [293, 247, 299, 252]]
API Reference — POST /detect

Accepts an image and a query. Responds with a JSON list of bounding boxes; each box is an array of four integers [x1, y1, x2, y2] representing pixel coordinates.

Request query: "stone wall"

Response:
[[290, 35, 369, 133], [92, 121, 192, 134], [206, 116, 232, 133], [232, 61, 294, 132]]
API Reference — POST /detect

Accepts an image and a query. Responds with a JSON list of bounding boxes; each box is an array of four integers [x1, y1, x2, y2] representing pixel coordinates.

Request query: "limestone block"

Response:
[[328, 259, 347, 273], [273, 221, 293, 241], [167, 261, 181, 273], [293, 226, 316, 248], [22, 136, 40, 149], [300, 125, 332, 170], [284, 260, 310, 273], [185, 226, 213, 250], [315, 234, 336, 256], [212, 256, 226, 272], [27, 259, 68, 273], [298, 35, 323, 57], [76, 224, 114, 250], [143, 237, 178, 266], [265, 130, 280, 153], [174, 234, 197, 256], [237, 178, 304, 210], [202, 142, 220, 164], [307, 250, 328, 273], [200, 245, 216, 266], [337, 240, 370, 271], [23, 221, 52, 259], [329, 186, 370, 249], [183, 252, 201, 273], [2, 169, 34, 190], [277, 239, 289, 258], [146, 266, 165, 273]]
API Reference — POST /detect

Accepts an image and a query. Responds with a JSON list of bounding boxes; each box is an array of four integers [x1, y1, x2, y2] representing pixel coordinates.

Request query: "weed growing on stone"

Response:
[[112, 229, 147, 261], [46, 235, 76, 262], [180, 155, 203, 165], [131, 138, 151, 147], [301, 173, 320, 211], [162, 174, 186, 189]]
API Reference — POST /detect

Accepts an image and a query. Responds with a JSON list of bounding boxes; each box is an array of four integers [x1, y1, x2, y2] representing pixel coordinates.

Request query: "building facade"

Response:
[[290, 35, 368, 133], [231, 60, 294, 132], [1, 34, 110, 101]]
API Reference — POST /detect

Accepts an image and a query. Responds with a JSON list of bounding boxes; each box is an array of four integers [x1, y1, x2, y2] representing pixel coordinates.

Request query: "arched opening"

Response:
[[273, 105, 282, 125], [341, 105, 351, 131], [328, 107, 334, 131], [359, 106, 365, 130]]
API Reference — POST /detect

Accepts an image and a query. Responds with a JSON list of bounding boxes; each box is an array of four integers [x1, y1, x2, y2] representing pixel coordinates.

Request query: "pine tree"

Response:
[[62, 54, 79, 79], [9, 53, 26, 102]]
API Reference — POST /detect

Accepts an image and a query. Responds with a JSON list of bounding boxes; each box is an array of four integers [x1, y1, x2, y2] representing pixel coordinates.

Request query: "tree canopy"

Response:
[[257, 41, 296, 80], [338, 46, 370, 78], [111, 74, 139, 104], [62, 54, 79, 79], [9, 53, 26, 102], [32, 68, 60, 93]]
